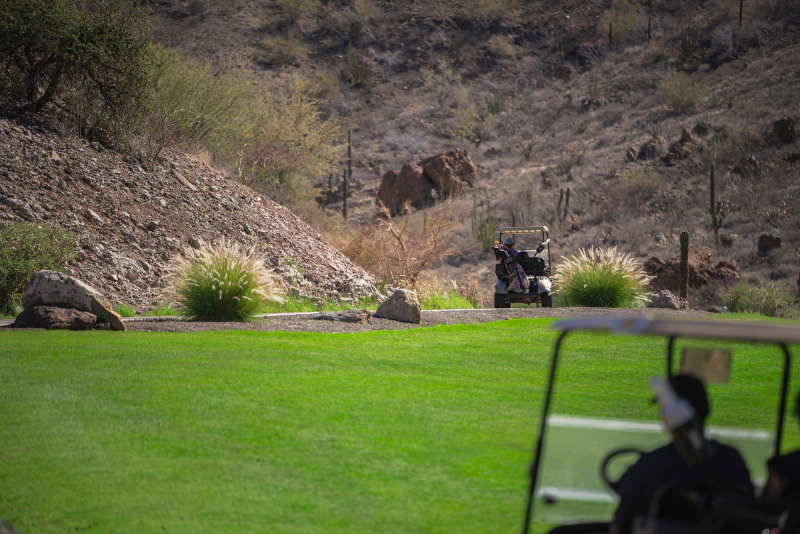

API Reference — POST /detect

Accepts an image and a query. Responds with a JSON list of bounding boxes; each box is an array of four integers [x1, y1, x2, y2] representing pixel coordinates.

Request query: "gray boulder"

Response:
[[14, 306, 97, 330], [315, 309, 372, 324], [21, 271, 126, 331], [649, 290, 686, 310], [374, 289, 421, 323]]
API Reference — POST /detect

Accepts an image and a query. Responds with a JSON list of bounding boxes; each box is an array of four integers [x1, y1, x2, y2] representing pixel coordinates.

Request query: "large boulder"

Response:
[[374, 289, 421, 323], [13, 306, 97, 330], [649, 290, 686, 310], [21, 271, 126, 331], [645, 247, 741, 292], [419, 149, 477, 196], [376, 164, 434, 216]]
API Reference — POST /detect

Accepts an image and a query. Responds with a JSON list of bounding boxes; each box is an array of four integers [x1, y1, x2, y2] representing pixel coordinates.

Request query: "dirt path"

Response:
[[121, 307, 712, 334]]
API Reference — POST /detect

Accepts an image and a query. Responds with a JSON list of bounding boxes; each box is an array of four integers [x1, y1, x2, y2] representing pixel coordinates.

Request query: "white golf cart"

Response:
[[493, 226, 553, 309]]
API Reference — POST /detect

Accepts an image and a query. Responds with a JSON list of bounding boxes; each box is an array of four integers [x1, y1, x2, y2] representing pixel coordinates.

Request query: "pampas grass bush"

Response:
[[168, 238, 284, 321], [552, 246, 652, 308]]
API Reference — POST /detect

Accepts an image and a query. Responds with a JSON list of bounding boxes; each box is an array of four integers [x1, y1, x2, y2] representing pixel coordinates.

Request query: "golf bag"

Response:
[[493, 246, 530, 293]]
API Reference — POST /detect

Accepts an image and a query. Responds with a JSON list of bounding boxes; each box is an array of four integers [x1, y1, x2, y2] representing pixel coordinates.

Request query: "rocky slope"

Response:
[[0, 109, 373, 311]]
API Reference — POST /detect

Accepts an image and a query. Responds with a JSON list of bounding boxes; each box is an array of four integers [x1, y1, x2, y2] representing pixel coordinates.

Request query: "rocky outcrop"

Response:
[[376, 164, 434, 216], [376, 150, 477, 215], [19, 270, 125, 331], [0, 113, 373, 310], [645, 247, 741, 291], [665, 128, 695, 163], [13, 305, 97, 330], [374, 289, 421, 323], [338, 277, 384, 303], [419, 149, 477, 196], [314, 309, 372, 324]]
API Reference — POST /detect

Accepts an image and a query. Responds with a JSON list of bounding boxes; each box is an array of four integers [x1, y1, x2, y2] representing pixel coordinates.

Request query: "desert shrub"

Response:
[[346, 48, 372, 86], [607, 169, 663, 200], [552, 246, 653, 307], [139, 303, 180, 317], [0, 0, 152, 113], [599, 0, 638, 42], [488, 35, 513, 57], [659, 71, 706, 112], [722, 281, 796, 317], [274, 0, 320, 23], [714, 0, 738, 17], [137, 45, 249, 161], [421, 61, 468, 109], [306, 71, 342, 105], [261, 32, 308, 65], [343, 201, 459, 288], [0, 222, 76, 313], [472, 0, 517, 30], [168, 238, 284, 321]]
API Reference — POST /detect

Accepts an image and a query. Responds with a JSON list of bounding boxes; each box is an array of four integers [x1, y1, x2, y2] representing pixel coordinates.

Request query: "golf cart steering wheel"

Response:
[[601, 447, 646, 496]]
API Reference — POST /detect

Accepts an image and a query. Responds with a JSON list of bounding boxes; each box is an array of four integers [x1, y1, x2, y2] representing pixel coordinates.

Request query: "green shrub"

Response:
[[168, 239, 284, 321], [472, 198, 498, 252], [598, 0, 638, 42], [472, 0, 517, 30], [0, 222, 76, 314], [421, 61, 468, 109], [261, 32, 308, 65], [139, 303, 180, 317], [722, 281, 796, 318], [113, 303, 135, 317], [553, 246, 653, 307], [0, 0, 152, 113], [346, 48, 372, 86], [607, 169, 663, 200], [488, 35, 513, 57], [659, 71, 706, 112]]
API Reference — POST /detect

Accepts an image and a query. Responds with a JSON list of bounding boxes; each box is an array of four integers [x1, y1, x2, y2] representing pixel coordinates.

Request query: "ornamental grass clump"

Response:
[[552, 246, 653, 308], [168, 239, 284, 321]]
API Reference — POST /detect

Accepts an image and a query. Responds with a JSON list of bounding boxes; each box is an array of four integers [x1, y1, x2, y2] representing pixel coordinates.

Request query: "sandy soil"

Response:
[[120, 307, 712, 334]]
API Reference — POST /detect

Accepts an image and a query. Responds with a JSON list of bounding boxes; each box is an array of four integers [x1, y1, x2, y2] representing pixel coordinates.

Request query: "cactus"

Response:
[[680, 26, 698, 57], [709, 164, 724, 246], [564, 188, 571, 219], [679, 231, 689, 302], [472, 197, 497, 251], [558, 188, 571, 221], [557, 188, 564, 216], [609, 22, 613, 46], [344, 129, 351, 220]]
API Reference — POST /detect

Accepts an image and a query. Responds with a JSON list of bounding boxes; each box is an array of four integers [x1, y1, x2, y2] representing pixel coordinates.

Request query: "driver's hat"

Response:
[[504, 237, 515, 246]]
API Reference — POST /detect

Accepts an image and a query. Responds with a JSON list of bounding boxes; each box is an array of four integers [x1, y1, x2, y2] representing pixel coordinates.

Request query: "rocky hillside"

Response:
[[146, 0, 800, 310], [0, 109, 373, 311]]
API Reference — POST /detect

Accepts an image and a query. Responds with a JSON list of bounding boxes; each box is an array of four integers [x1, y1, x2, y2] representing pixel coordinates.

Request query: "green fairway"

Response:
[[1, 317, 798, 533]]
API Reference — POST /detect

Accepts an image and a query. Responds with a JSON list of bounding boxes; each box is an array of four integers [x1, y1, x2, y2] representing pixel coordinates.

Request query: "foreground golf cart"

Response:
[[493, 226, 552, 308], [522, 317, 800, 534]]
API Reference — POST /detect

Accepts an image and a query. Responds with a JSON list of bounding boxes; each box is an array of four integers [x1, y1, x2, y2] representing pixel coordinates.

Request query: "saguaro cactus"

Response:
[[344, 129, 351, 220], [709, 164, 723, 247], [679, 231, 689, 302]]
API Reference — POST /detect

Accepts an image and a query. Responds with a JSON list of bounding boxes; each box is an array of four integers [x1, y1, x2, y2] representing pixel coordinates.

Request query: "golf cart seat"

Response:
[[518, 252, 546, 276]]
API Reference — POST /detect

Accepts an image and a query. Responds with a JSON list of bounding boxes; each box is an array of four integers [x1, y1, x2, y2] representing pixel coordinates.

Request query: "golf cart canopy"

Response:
[[552, 317, 800, 344], [522, 316, 800, 534], [496, 226, 549, 234]]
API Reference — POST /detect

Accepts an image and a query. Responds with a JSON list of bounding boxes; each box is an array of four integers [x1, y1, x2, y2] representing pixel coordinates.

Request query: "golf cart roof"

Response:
[[553, 317, 800, 345], [496, 226, 549, 233]]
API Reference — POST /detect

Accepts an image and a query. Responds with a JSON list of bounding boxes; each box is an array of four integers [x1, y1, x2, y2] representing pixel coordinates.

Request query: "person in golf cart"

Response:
[[492, 237, 529, 293], [765, 390, 800, 500], [610, 375, 754, 534], [504, 237, 520, 258]]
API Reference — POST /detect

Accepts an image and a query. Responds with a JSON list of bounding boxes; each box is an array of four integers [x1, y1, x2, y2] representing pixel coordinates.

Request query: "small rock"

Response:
[[314, 309, 372, 324], [374, 289, 421, 323], [147, 220, 160, 231], [654, 232, 668, 245], [680, 128, 694, 143], [720, 234, 741, 247], [649, 290, 686, 310], [12, 306, 97, 330], [692, 122, 712, 136], [90, 141, 102, 152], [84, 209, 103, 224], [188, 237, 205, 249], [626, 147, 638, 162], [707, 306, 728, 314], [51, 150, 61, 162]]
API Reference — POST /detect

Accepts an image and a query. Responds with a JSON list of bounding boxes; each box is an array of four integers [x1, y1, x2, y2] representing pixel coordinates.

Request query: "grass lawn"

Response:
[[1, 316, 798, 533]]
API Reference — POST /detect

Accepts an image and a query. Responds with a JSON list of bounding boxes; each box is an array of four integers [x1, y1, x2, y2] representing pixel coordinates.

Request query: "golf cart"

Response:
[[522, 317, 800, 534], [493, 226, 552, 309]]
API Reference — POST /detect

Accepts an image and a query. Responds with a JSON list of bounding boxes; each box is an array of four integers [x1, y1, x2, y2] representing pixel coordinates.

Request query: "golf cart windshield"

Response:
[[525, 317, 800, 532]]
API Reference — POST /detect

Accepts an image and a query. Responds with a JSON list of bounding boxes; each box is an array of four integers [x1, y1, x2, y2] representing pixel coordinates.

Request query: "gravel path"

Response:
[[122, 307, 712, 334]]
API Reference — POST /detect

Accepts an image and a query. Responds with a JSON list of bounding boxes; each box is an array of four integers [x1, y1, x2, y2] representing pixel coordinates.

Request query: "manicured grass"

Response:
[[1, 317, 798, 533]]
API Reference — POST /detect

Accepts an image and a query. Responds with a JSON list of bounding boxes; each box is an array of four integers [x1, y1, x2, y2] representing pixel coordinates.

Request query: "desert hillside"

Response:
[[145, 0, 800, 309]]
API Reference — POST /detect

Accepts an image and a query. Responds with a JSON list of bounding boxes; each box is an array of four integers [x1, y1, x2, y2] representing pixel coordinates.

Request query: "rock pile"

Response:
[[644, 247, 741, 292], [0, 111, 373, 310], [377, 150, 476, 215], [12, 270, 125, 330]]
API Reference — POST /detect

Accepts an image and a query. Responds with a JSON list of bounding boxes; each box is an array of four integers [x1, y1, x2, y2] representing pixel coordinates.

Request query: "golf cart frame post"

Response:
[[497, 226, 551, 270], [522, 317, 800, 534]]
